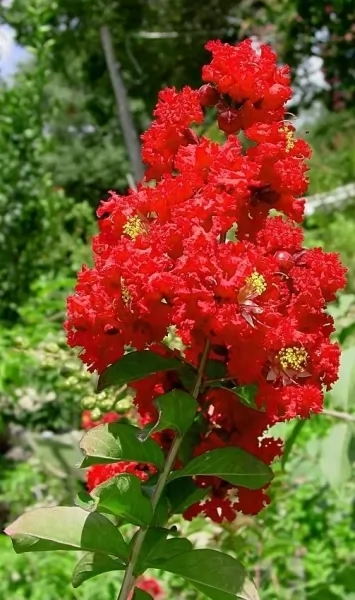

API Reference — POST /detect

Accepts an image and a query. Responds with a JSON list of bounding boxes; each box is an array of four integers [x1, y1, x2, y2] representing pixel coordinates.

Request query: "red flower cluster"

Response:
[[66, 39, 346, 523]]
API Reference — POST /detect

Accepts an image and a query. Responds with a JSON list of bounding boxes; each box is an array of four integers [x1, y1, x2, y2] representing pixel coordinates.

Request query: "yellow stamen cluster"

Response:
[[121, 278, 131, 305], [123, 215, 145, 239], [279, 125, 295, 152], [245, 271, 267, 296], [277, 347, 308, 371]]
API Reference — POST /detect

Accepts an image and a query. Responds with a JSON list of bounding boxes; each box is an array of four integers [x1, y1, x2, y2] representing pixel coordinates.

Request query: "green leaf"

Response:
[[144, 537, 193, 569], [169, 447, 273, 489], [160, 549, 259, 600], [320, 422, 353, 489], [131, 528, 169, 575], [205, 360, 227, 379], [72, 552, 125, 588], [5, 507, 128, 560], [132, 528, 193, 574], [138, 390, 198, 441], [167, 479, 208, 514], [75, 490, 97, 512], [79, 423, 165, 470], [91, 474, 153, 527], [281, 419, 306, 470], [133, 589, 153, 600], [179, 364, 197, 392], [98, 350, 181, 392], [236, 385, 258, 409], [329, 346, 355, 410], [178, 416, 208, 465]]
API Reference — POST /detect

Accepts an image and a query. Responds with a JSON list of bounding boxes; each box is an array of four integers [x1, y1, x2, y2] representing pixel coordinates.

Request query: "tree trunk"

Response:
[[100, 25, 144, 184]]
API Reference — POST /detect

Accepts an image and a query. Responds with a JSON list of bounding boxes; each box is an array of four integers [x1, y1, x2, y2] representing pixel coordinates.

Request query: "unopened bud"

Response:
[[198, 84, 220, 107], [114, 395, 134, 413], [274, 250, 294, 272], [217, 109, 240, 134], [81, 396, 97, 410], [90, 407, 102, 421], [98, 398, 115, 412]]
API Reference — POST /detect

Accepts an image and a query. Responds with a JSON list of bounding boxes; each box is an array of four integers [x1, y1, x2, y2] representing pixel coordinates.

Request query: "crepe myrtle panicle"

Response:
[[64, 38, 346, 526]]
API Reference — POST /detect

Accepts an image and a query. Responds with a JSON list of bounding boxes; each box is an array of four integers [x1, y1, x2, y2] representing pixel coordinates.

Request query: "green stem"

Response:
[[117, 340, 210, 600]]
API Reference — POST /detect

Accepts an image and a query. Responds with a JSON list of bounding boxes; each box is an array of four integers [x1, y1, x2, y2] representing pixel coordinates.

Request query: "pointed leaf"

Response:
[[5, 507, 128, 560], [72, 552, 125, 588], [169, 447, 273, 489], [98, 350, 181, 392], [138, 390, 198, 441], [79, 423, 165, 470], [167, 479, 208, 514], [91, 474, 153, 527], [160, 549, 259, 600], [75, 490, 97, 512], [145, 537, 193, 568], [131, 528, 169, 575], [133, 589, 153, 600], [194, 581, 260, 600], [320, 423, 353, 489]]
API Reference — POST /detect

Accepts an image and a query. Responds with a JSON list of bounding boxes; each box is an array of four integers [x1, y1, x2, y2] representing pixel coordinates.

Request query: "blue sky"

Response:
[[0, 24, 28, 79]]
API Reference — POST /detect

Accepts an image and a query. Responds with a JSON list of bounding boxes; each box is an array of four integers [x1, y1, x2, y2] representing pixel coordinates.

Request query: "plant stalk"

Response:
[[117, 340, 210, 600]]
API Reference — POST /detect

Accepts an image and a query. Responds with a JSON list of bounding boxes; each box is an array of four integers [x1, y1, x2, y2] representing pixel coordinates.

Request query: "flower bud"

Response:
[[274, 250, 294, 272], [198, 84, 219, 107], [98, 398, 115, 412], [81, 396, 97, 410], [115, 395, 134, 413], [217, 109, 240, 134], [90, 407, 102, 421]]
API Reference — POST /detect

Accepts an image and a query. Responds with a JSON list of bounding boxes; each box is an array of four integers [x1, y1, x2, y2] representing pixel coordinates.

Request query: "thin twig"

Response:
[[203, 376, 237, 386], [322, 408, 355, 422]]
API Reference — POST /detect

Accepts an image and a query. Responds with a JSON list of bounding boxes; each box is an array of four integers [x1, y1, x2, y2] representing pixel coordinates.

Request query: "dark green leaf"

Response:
[[5, 507, 128, 560], [98, 350, 181, 392], [75, 490, 97, 512], [178, 416, 208, 465], [91, 474, 153, 527], [152, 497, 169, 527], [132, 528, 193, 574], [72, 552, 125, 588], [79, 423, 165, 470], [169, 447, 273, 489], [179, 364, 197, 393], [205, 360, 227, 379], [167, 479, 208, 514], [138, 390, 198, 441], [144, 537, 193, 568], [320, 423, 353, 489], [131, 528, 169, 575], [160, 549, 259, 600], [236, 385, 258, 408], [133, 589, 153, 600], [281, 420, 307, 470]]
